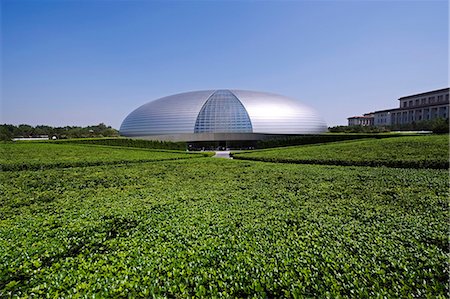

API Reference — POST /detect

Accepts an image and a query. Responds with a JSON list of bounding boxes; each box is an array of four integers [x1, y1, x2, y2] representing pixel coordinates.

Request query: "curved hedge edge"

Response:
[[0, 156, 209, 172], [49, 142, 191, 154], [48, 138, 187, 151], [254, 133, 419, 149], [230, 155, 450, 170]]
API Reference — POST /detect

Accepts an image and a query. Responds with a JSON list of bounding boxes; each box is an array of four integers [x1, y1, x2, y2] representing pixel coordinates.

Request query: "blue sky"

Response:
[[1, 0, 448, 128]]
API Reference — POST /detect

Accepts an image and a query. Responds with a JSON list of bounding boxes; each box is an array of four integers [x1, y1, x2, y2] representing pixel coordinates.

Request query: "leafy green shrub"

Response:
[[0, 159, 447, 297], [431, 118, 449, 134], [389, 117, 449, 133], [0, 142, 209, 171], [51, 137, 187, 150], [328, 125, 391, 133], [256, 133, 415, 149], [233, 135, 449, 169]]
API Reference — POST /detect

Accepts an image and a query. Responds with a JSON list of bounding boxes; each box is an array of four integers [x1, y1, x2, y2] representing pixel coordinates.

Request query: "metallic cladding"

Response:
[[120, 89, 327, 137], [120, 90, 213, 136], [231, 90, 327, 134]]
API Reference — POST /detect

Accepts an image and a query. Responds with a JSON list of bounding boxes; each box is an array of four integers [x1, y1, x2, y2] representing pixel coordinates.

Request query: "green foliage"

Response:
[[0, 159, 447, 297], [0, 126, 14, 141], [0, 141, 447, 297], [430, 118, 449, 134], [390, 117, 449, 133], [233, 135, 449, 169], [256, 133, 414, 149], [331, 118, 449, 134], [0, 123, 119, 139], [328, 125, 391, 133], [52, 137, 187, 151], [0, 142, 209, 171]]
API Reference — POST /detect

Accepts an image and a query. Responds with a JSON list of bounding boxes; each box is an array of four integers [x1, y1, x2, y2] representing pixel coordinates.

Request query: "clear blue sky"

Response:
[[1, 0, 448, 128]]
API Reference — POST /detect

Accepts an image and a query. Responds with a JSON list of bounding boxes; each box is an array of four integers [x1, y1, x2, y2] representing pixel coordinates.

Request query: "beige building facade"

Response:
[[389, 88, 449, 125], [347, 113, 374, 126], [349, 88, 449, 126]]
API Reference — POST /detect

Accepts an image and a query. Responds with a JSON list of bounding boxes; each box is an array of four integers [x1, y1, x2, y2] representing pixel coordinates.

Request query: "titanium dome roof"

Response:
[[120, 89, 327, 138]]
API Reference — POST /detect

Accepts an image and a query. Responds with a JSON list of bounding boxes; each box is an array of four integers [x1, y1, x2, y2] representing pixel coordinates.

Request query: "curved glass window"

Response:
[[194, 90, 253, 133]]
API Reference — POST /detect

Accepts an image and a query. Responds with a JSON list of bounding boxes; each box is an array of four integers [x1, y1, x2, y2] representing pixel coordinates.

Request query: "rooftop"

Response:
[[398, 88, 449, 100], [374, 101, 449, 114], [347, 115, 374, 119]]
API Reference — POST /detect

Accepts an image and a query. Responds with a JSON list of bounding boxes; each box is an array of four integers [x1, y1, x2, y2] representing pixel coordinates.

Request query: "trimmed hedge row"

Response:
[[51, 138, 187, 150], [0, 142, 211, 172], [233, 135, 449, 169], [232, 155, 449, 169], [49, 134, 419, 150], [0, 156, 205, 172], [256, 133, 419, 149]]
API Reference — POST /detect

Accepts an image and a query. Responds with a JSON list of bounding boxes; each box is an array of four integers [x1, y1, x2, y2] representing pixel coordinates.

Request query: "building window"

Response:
[[421, 98, 426, 104], [409, 100, 413, 107], [429, 96, 435, 103], [438, 95, 443, 102], [446, 94, 449, 101], [415, 99, 419, 106], [194, 90, 253, 133], [403, 102, 407, 108]]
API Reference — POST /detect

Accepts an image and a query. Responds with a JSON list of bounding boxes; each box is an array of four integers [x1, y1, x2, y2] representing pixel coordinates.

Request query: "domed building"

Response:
[[120, 90, 327, 144]]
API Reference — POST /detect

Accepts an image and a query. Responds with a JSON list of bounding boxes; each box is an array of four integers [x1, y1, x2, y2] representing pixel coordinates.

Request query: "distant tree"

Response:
[[0, 125, 14, 141], [328, 125, 390, 133], [431, 118, 449, 134], [35, 125, 54, 136], [17, 124, 34, 137], [390, 117, 449, 132], [0, 123, 119, 139]]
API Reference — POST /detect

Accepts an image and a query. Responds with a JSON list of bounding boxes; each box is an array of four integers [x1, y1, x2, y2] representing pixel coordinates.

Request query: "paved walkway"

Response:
[[213, 151, 232, 159]]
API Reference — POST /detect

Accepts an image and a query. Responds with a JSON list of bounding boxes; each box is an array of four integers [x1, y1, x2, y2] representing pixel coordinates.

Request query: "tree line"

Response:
[[0, 123, 119, 140]]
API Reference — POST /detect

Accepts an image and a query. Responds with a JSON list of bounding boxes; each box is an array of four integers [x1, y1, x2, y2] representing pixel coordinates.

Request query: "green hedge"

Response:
[[47, 135, 421, 150], [0, 142, 210, 172], [0, 157, 204, 172], [255, 133, 417, 149], [51, 138, 187, 150], [233, 135, 449, 169], [1, 159, 448, 297], [232, 156, 448, 169]]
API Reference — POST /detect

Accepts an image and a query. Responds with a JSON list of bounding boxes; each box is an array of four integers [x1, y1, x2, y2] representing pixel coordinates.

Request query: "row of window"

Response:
[[393, 106, 447, 114], [194, 90, 253, 133], [375, 106, 448, 124], [402, 93, 449, 108], [391, 110, 447, 123]]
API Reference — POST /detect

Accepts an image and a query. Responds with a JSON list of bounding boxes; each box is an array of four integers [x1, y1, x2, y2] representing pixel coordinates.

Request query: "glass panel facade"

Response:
[[194, 90, 253, 133]]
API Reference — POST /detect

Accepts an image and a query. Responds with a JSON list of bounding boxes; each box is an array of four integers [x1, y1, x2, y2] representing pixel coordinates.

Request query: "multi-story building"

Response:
[[348, 88, 449, 126], [389, 88, 449, 126], [347, 113, 374, 126], [373, 109, 392, 126]]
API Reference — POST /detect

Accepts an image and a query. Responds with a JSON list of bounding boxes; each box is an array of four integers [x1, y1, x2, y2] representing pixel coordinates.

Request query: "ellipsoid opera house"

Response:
[[120, 90, 327, 141]]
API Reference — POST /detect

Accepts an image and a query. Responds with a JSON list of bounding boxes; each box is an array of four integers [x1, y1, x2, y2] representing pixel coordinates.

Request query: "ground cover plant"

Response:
[[233, 135, 449, 169], [1, 156, 448, 297], [51, 137, 187, 151], [0, 142, 208, 171], [255, 132, 415, 148]]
